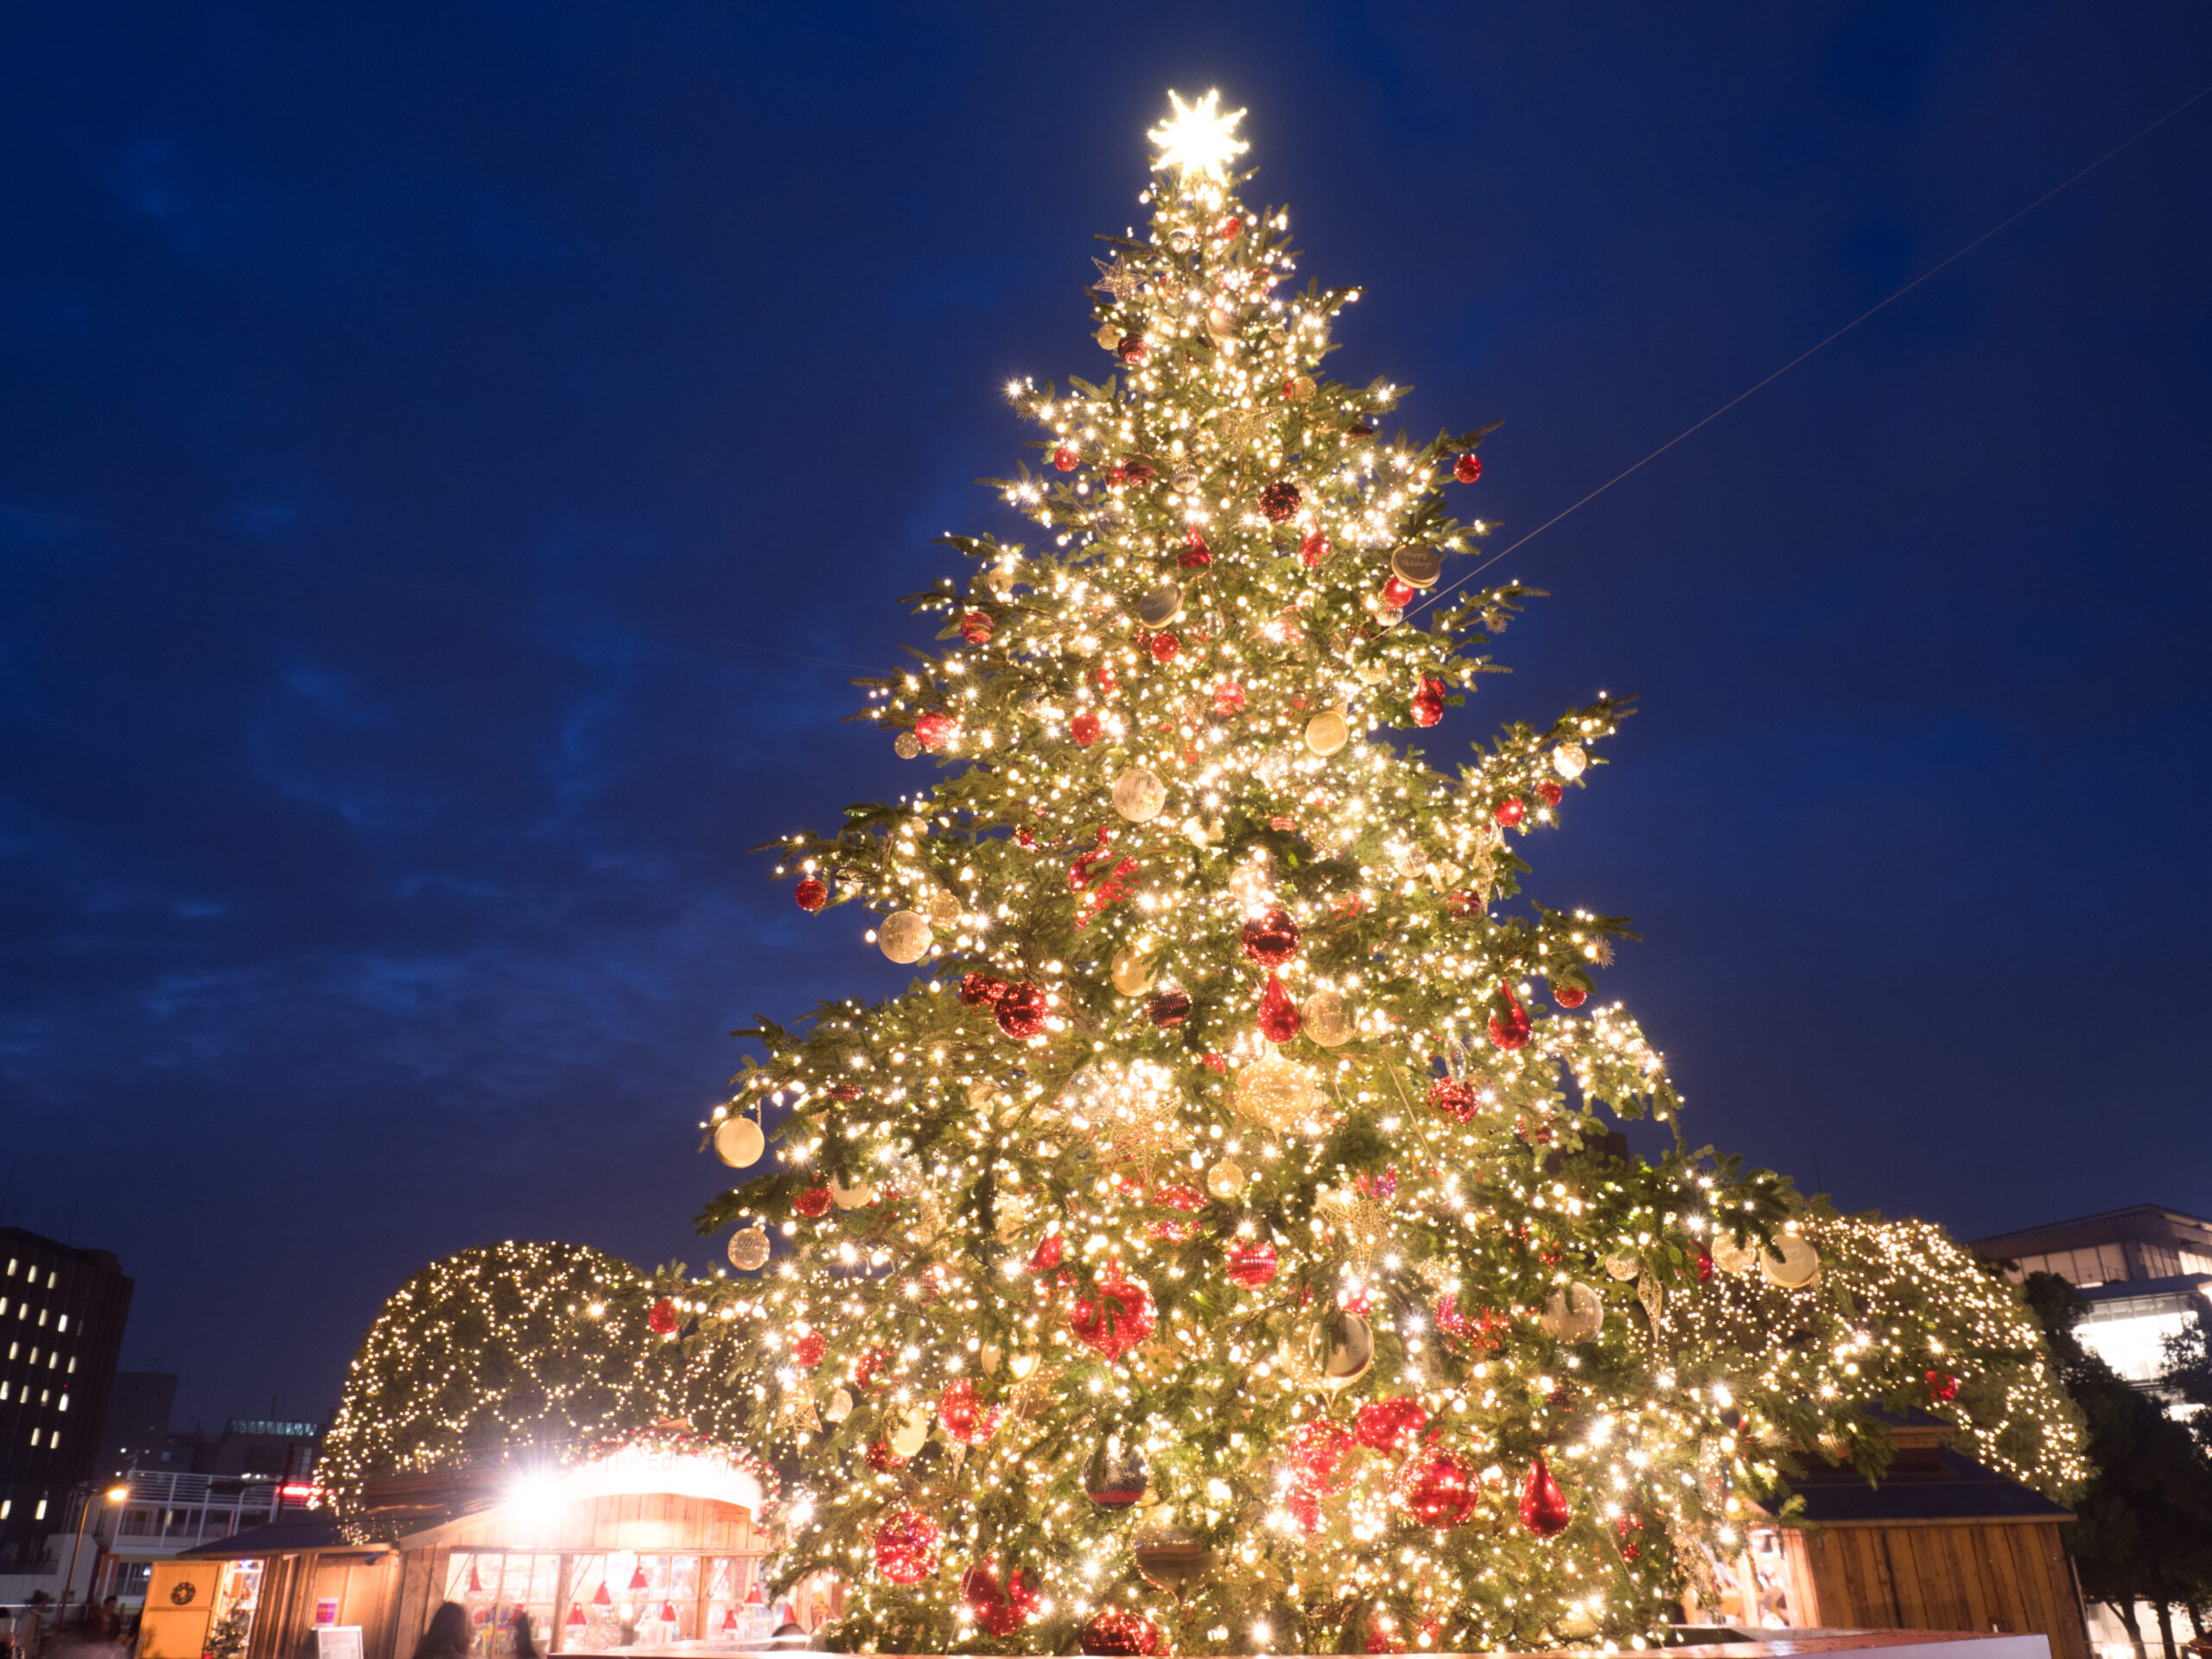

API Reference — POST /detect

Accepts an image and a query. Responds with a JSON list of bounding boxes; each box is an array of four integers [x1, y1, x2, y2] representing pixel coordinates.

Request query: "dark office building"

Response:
[[0, 1228, 135, 1570], [99, 1370, 179, 1478]]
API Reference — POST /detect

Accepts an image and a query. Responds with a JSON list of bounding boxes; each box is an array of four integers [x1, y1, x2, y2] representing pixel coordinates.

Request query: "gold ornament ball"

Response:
[[1096, 321, 1122, 350], [1205, 1159, 1247, 1201], [1300, 988, 1357, 1047], [893, 731, 922, 760], [1285, 374, 1317, 402], [1112, 766, 1168, 823], [1131, 1505, 1215, 1592], [1233, 1052, 1322, 1130], [1761, 1234, 1821, 1288], [713, 1116, 765, 1168], [1110, 944, 1157, 996], [927, 888, 963, 926], [830, 1175, 876, 1211], [878, 909, 932, 963], [1602, 1250, 1640, 1282], [1553, 741, 1587, 780], [1304, 709, 1349, 757], [1539, 1281, 1605, 1343], [1205, 307, 1236, 340], [726, 1225, 771, 1273], [1711, 1239, 1759, 1275]]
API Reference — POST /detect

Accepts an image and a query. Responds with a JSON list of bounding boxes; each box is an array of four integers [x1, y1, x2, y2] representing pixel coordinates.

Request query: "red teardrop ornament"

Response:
[[1519, 1456, 1571, 1538], [1488, 982, 1531, 1052], [1259, 973, 1302, 1042]]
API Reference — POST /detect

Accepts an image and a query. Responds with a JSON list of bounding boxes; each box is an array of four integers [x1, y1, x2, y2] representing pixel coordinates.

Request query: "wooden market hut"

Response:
[[138, 1440, 791, 1659], [1720, 1415, 2087, 1659]]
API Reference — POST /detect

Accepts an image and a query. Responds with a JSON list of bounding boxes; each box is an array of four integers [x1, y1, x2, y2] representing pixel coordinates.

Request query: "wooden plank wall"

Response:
[[1795, 1522, 2086, 1659]]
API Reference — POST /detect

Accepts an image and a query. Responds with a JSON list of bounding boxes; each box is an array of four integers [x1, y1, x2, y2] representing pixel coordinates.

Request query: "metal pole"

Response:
[[61, 1486, 92, 1625]]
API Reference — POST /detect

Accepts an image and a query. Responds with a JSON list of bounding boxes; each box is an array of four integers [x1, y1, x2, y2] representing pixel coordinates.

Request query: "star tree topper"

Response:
[[1148, 88, 1249, 178]]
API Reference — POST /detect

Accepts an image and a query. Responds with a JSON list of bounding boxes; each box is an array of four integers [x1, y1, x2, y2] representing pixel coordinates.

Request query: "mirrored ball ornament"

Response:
[[1233, 1053, 1323, 1130], [893, 731, 922, 760], [1110, 945, 1157, 996], [713, 1116, 765, 1168], [1308, 1312, 1375, 1390], [1137, 581, 1184, 628], [878, 909, 933, 963], [1539, 1282, 1605, 1343], [1112, 767, 1168, 823]]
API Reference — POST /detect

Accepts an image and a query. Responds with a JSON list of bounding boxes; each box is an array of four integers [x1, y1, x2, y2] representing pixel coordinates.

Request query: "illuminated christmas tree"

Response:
[[682, 93, 2084, 1654]]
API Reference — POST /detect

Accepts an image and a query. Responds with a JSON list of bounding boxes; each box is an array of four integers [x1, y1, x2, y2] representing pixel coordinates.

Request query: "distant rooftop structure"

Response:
[[1969, 1204, 2212, 1387]]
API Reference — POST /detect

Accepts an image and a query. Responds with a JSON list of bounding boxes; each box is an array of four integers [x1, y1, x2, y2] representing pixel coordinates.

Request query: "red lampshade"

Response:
[[467, 1566, 482, 1595], [591, 1583, 611, 1608], [628, 1566, 650, 1592], [742, 1584, 763, 1607], [721, 1610, 738, 1632], [565, 1610, 585, 1629], [658, 1603, 676, 1624]]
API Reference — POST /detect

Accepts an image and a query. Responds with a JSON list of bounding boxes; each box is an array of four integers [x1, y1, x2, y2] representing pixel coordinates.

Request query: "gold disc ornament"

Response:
[[893, 732, 922, 760], [726, 1224, 770, 1272], [1306, 1311, 1375, 1390], [713, 1116, 765, 1168], [1137, 581, 1184, 628], [1111, 944, 1158, 996], [1389, 545, 1443, 588], [1232, 1052, 1323, 1130], [1112, 767, 1168, 823], [878, 909, 932, 963], [1300, 988, 1356, 1047], [1304, 709, 1349, 757], [1760, 1233, 1821, 1288]]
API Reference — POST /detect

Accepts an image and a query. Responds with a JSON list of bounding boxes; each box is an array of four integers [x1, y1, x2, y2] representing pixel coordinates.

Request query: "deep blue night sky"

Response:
[[3, 3, 2208, 1431]]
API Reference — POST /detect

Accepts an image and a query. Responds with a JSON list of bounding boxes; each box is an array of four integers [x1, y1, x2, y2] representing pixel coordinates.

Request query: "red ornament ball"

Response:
[[863, 1439, 906, 1471], [1300, 527, 1332, 568], [1259, 480, 1302, 523], [1148, 631, 1179, 664], [1552, 982, 1588, 1009], [1410, 680, 1445, 728], [938, 1378, 1002, 1446], [1241, 907, 1301, 967], [1288, 1418, 1355, 1492], [873, 1508, 940, 1585], [913, 712, 957, 752], [1348, 421, 1376, 441], [1224, 1240, 1279, 1290], [1071, 712, 1103, 747], [1027, 1231, 1065, 1274], [1453, 453, 1484, 484], [1926, 1369, 1961, 1402], [1399, 1451, 1479, 1527], [959, 971, 1008, 1007], [1117, 459, 1155, 486], [1146, 988, 1191, 1027], [1428, 1077, 1478, 1122], [1079, 1611, 1160, 1657], [960, 611, 994, 645], [647, 1299, 678, 1336], [793, 1186, 833, 1219], [962, 1565, 1037, 1637], [1519, 1456, 1572, 1537], [1694, 1249, 1714, 1283], [1181, 526, 1213, 566], [1213, 681, 1245, 715], [1355, 1395, 1430, 1453], [794, 877, 828, 912], [996, 983, 1048, 1039], [1535, 779, 1563, 807], [1382, 576, 1416, 609], [1069, 1272, 1154, 1361], [1116, 334, 1148, 364], [1492, 796, 1526, 828], [1052, 445, 1079, 472], [791, 1332, 827, 1368]]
